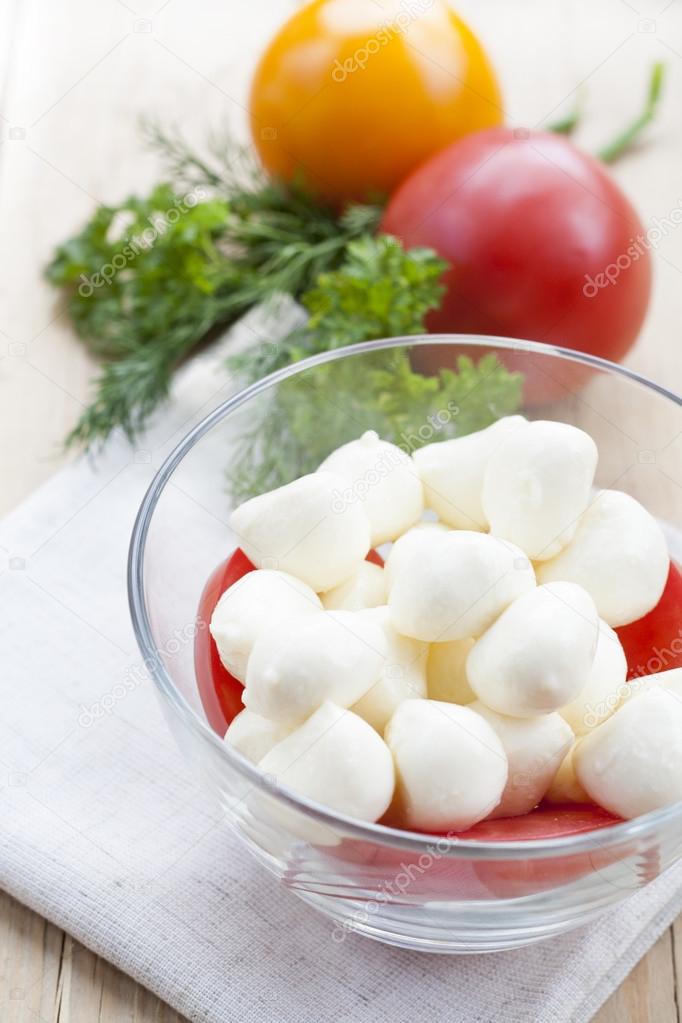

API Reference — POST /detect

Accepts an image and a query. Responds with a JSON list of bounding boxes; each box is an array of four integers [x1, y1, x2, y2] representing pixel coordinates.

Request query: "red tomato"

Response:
[[454, 805, 620, 842], [381, 128, 652, 401], [461, 807, 624, 897], [194, 549, 254, 736], [617, 562, 682, 681], [195, 548, 386, 735]]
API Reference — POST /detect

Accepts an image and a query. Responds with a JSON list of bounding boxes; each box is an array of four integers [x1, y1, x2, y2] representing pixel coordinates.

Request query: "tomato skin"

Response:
[[328, 806, 622, 899], [617, 562, 682, 681], [453, 805, 620, 842], [249, 0, 502, 204], [463, 807, 624, 896], [382, 128, 652, 401], [194, 549, 254, 736]]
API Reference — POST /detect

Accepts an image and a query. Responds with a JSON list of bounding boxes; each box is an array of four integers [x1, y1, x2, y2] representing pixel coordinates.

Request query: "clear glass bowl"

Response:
[[128, 336, 682, 953]]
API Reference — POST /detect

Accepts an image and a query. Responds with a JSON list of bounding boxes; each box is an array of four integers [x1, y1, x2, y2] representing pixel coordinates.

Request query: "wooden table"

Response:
[[1, 0, 681, 1019]]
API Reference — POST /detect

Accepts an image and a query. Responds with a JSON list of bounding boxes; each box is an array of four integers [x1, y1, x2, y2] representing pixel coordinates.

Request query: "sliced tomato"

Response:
[[616, 561, 682, 681], [327, 806, 622, 900], [460, 806, 623, 896], [453, 805, 620, 842], [195, 549, 254, 735]]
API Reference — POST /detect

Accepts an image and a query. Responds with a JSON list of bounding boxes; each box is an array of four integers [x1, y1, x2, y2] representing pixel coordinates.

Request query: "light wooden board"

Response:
[[1, 0, 681, 1019]]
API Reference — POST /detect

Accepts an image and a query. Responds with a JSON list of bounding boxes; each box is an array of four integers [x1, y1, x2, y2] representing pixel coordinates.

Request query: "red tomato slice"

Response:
[[328, 806, 622, 901], [453, 805, 620, 842], [458, 806, 623, 896], [616, 561, 682, 681], [195, 547, 386, 735], [194, 549, 254, 736]]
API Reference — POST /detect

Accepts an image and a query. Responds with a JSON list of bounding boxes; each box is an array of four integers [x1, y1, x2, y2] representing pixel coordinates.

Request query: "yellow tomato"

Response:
[[249, 0, 503, 205]]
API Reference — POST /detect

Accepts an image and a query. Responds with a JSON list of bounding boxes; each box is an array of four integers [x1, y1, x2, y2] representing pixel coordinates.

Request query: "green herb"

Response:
[[47, 127, 521, 460], [47, 129, 381, 448], [227, 236, 523, 499]]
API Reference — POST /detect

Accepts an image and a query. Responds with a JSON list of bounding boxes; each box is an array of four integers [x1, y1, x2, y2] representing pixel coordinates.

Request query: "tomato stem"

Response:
[[547, 98, 582, 136], [597, 62, 666, 163]]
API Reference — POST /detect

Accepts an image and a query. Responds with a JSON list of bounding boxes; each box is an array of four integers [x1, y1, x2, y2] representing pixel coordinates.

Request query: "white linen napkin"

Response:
[[2, 326, 682, 1023]]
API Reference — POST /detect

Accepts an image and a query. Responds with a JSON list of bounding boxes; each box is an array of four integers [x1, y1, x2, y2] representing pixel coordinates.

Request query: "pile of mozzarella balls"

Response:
[[211, 419, 680, 833]]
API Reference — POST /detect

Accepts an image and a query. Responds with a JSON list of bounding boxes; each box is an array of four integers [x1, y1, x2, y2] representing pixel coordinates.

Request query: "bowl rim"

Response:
[[128, 333, 682, 859]]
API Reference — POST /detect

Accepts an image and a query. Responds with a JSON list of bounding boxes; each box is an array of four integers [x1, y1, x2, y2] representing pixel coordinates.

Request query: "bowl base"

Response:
[[293, 887, 609, 954]]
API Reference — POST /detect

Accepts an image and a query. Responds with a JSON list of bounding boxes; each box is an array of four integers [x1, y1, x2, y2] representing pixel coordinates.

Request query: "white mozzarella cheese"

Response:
[[482, 420, 598, 561], [350, 606, 428, 731], [245, 610, 386, 722], [536, 489, 668, 626], [230, 471, 371, 592], [388, 529, 535, 642], [318, 431, 423, 544], [259, 701, 395, 823], [466, 582, 599, 717], [414, 415, 527, 529], [574, 687, 682, 818], [210, 569, 321, 681], [470, 701, 573, 817], [384, 700, 508, 831]]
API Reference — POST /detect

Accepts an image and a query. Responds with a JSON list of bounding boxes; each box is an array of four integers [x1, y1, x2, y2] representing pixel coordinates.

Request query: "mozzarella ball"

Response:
[[245, 610, 386, 723], [259, 701, 394, 822], [210, 569, 321, 681], [384, 700, 507, 831], [574, 687, 682, 818], [388, 530, 535, 642], [230, 471, 370, 592], [620, 667, 682, 706], [351, 606, 428, 731], [467, 582, 599, 717], [318, 431, 423, 544], [322, 560, 386, 611], [470, 701, 573, 818], [384, 521, 449, 588], [225, 710, 292, 763], [414, 416, 527, 530], [482, 420, 598, 561], [426, 638, 476, 705], [559, 621, 627, 735], [536, 490, 668, 627], [545, 747, 592, 806]]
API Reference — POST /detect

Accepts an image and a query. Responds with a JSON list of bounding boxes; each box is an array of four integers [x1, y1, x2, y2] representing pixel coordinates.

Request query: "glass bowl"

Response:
[[128, 336, 682, 953]]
